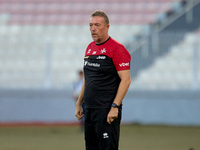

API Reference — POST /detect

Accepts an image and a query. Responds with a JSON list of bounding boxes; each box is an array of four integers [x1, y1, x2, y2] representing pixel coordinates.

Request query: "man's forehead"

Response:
[[90, 16, 105, 24]]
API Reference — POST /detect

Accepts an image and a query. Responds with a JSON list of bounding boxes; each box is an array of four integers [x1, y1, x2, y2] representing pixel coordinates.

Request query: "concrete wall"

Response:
[[0, 89, 200, 126]]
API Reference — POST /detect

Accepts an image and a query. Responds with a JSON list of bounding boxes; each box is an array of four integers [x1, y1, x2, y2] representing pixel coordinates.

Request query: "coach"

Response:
[[75, 10, 131, 150]]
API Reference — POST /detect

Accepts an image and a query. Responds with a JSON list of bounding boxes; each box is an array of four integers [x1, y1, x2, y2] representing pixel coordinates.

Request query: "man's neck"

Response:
[[96, 36, 110, 45]]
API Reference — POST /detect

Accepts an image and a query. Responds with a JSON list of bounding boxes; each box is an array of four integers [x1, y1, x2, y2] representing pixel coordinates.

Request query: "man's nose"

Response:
[[91, 25, 96, 31]]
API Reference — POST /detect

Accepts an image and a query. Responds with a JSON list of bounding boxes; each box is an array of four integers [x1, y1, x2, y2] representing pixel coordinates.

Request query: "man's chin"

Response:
[[92, 38, 98, 42]]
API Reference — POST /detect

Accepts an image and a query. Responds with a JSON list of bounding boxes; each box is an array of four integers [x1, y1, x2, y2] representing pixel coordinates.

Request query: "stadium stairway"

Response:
[[130, 30, 200, 90]]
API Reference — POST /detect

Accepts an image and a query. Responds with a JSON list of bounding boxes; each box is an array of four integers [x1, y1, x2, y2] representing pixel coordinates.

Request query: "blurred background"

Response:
[[0, 0, 200, 126]]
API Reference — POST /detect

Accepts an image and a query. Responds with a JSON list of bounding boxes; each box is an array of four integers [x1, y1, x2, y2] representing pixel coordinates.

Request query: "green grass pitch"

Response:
[[0, 124, 199, 150]]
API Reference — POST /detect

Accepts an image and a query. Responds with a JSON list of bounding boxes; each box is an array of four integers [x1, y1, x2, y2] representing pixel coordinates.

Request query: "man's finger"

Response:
[[76, 115, 83, 120], [80, 114, 84, 119], [107, 116, 115, 124], [107, 116, 111, 124], [107, 116, 110, 124], [75, 111, 84, 120]]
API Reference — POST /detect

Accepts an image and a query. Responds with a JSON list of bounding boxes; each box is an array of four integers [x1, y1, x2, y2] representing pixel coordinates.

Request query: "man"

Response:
[[75, 10, 131, 150], [72, 70, 85, 131]]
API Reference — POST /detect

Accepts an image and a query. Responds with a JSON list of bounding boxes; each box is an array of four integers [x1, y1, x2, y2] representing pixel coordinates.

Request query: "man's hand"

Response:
[[107, 107, 118, 124], [75, 104, 84, 120]]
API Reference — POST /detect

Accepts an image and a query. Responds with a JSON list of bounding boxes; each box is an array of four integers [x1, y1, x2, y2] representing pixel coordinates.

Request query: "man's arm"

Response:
[[107, 69, 131, 124], [75, 80, 85, 120]]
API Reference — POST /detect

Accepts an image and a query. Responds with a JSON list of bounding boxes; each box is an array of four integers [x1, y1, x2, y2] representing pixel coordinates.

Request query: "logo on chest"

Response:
[[96, 56, 106, 59], [101, 48, 106, 54], [84, 61, 100, 67], [87, 48, 107, 55], [87, 49, 91, 54], [92, 51, 97, 55]]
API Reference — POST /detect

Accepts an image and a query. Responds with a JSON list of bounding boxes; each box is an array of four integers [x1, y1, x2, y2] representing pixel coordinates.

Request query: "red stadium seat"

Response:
[[1, 0, 179, 25]]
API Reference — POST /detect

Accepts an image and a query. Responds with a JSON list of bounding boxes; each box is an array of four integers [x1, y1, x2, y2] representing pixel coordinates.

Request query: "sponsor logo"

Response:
[[119, 62, 130, 67], [96, 56, 106, 59], [92, 51, 97, 55], [103, 133, 109, 139], [84, 61, 88, 66], [84, 61, 100, 67], [101, 48, 106, 54], [84, 56, 89, 59]]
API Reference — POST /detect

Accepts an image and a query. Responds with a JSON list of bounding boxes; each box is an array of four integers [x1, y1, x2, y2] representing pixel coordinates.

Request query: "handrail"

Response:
[[129, 0, 200, 55]]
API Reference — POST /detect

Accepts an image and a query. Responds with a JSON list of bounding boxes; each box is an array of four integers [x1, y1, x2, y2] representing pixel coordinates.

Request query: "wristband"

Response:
[[112, 103, 120, 108]]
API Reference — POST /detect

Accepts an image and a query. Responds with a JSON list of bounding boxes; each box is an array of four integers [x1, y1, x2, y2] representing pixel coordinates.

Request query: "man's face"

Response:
[[89, 16, 109, 44]]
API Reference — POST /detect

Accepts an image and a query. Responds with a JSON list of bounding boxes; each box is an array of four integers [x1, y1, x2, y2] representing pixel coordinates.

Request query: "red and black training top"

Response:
[[83, 37, 131, 108]]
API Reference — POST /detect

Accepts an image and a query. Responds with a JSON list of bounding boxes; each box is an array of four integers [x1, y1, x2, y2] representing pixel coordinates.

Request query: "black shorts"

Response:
[[84, 107, 122, 150]]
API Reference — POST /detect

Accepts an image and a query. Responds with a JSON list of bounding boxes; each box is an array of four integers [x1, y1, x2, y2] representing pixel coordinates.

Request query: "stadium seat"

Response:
[[0, 0, 182, 88]]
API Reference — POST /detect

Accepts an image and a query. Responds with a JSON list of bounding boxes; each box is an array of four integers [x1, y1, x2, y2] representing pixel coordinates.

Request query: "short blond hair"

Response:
[[91, 10, 109, 25]]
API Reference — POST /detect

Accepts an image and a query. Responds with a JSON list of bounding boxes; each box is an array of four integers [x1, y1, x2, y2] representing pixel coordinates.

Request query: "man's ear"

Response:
[[106, 24, 110, 30]]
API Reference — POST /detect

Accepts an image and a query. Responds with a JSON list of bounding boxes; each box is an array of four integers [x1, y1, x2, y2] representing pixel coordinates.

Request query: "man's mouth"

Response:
[[92, 33, 97, 36]]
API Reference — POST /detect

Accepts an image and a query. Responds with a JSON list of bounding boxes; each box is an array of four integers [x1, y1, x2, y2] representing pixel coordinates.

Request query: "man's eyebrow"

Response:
[[90, 23, 100, 24]]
